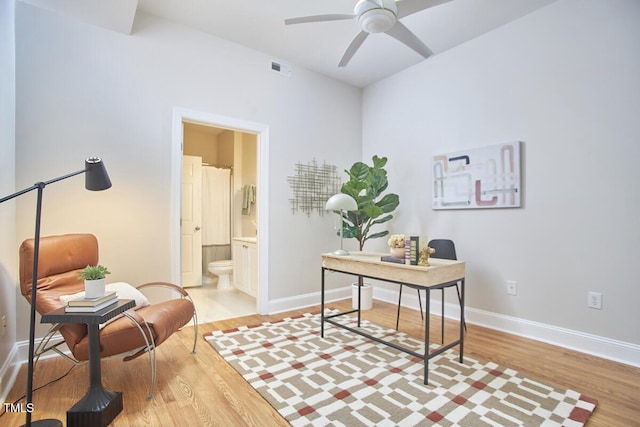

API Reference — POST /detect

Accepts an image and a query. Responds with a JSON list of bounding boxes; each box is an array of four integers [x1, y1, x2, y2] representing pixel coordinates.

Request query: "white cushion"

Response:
[[60, 282, 150, 309]]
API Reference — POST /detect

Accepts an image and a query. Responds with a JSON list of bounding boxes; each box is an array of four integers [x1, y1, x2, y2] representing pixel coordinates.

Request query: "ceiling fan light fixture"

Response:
[[358, 8, 396, 33]]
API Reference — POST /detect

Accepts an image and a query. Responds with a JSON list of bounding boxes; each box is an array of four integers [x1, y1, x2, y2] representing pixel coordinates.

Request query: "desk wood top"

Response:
[[322, 252, 465, 287]]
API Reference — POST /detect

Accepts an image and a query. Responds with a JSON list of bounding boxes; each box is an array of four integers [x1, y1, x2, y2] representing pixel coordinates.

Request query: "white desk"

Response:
[[321, 252, 466, 385]]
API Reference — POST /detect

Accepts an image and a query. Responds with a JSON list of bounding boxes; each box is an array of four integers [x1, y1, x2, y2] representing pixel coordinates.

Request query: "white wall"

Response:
[[14, 4, 362, 340], [0, 0, 18, 401], [11, 0, 636, 371], [363, 0, 640, 354]]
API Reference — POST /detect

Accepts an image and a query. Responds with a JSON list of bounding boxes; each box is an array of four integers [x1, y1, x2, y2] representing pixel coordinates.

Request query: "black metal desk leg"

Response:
[[357, 276, 363, 327], [395, 285, 403, 330], [459, 278, 465, 363], [321, 267, 325, 338], [423, 289, 431, 385], [441, 290, 445, 344]]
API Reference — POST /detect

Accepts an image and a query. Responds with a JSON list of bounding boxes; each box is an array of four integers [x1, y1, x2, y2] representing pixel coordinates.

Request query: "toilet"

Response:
[[208, 260, 233, 290]]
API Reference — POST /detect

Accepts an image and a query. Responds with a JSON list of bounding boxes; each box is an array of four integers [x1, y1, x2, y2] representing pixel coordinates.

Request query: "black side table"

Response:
[[41, 299, 135, 427]]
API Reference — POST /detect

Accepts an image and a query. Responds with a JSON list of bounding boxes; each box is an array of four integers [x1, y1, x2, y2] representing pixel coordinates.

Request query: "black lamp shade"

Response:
[[85, 157, 112, 191]]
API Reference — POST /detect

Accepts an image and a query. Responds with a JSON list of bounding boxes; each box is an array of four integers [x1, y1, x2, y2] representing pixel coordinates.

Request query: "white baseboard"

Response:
[[265, 287, 352, 315], [1, 334, 68, 404], [265, 285, 640, 368], [470, 307, 640, 367], [14, 335, 67, 364], [0, 344, 21, 404]]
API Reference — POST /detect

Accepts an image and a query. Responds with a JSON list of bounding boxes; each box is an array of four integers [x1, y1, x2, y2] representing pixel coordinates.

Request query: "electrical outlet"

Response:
[[0, 315, 6, 337], [588, 292, 602, 309], [506, 280, 517, 296]]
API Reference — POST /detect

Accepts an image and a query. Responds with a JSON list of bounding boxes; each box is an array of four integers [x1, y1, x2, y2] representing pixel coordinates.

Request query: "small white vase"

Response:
[[84, 278, 106, 299], [390, 247, 405, 258], [351, 282, 373, 310]]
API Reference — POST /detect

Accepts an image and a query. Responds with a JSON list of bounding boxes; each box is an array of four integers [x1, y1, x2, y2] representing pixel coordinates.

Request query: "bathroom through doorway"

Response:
[[176, 114, 263, 324]]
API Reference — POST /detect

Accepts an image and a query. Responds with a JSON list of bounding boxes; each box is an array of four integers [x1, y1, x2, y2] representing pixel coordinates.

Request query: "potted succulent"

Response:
[[338, 155, 400, 309], [78, 264, 110, 299]]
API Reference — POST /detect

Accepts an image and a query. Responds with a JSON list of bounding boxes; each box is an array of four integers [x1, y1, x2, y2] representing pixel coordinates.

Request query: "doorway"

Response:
[[171, 108, 270, 322]]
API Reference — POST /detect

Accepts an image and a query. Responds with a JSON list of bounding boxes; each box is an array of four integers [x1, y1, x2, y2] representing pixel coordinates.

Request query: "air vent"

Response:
[[270, 60, 291, 77]]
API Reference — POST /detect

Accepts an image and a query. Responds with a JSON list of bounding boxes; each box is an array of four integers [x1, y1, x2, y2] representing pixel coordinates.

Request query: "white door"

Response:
[[182, 155, 203, 287]]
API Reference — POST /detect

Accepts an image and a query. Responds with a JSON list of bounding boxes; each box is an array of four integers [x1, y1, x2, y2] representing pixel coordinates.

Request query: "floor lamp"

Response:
[[325, 193, 357, 256], [0, 157, 111, 427]]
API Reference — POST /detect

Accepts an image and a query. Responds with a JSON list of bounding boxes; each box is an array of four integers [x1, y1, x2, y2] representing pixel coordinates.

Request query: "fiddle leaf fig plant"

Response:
[[78, 265, 110, 281], [340, 155, 400, 251]]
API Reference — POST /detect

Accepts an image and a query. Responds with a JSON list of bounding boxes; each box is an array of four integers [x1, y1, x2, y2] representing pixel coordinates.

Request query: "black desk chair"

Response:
[[395, 239, 467, 342]]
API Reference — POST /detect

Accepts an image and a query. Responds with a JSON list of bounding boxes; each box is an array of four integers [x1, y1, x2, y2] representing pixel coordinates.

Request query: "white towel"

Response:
[[242, 184, 256, 215]]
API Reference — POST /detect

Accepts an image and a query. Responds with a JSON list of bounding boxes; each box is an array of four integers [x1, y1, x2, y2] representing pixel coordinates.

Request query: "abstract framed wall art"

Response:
[[287, 159, 341, 216], [433, 141, 521, 210]]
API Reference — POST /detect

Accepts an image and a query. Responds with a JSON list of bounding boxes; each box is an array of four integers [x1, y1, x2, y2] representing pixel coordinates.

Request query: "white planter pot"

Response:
[[351, 282, 373, 310], [390, 247, 405, 258], [84, 278, 106, 299]]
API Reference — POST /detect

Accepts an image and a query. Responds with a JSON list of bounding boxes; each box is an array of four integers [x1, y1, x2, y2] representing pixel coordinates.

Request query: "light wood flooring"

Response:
[[187, 283, 256, 324], [2, 299, 638, 426]]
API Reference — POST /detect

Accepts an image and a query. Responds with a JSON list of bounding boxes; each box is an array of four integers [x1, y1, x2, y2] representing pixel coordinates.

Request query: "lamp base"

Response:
[[332, 249, 350, 256], [21, 419, 63, 427]]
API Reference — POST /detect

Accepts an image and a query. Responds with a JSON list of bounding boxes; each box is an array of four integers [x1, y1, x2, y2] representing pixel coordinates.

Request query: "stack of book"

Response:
[[380, 255, 405, 264], [404, 235, 429, 265], [65, 291, 118, 312], [380, 235, 430, 265]]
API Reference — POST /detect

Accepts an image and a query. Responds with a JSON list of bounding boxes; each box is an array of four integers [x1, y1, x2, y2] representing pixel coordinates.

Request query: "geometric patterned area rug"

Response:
[[204, 311, 597, 426]]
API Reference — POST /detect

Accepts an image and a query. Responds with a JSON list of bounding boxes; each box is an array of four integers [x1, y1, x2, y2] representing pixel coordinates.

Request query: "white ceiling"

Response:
[[135, 0, 557, 87], [20, 0, 139, 34], [23, 0, 558, 88]]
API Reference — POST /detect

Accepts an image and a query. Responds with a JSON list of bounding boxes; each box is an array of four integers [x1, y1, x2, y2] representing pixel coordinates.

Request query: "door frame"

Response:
[[171, 107, 269, 314]]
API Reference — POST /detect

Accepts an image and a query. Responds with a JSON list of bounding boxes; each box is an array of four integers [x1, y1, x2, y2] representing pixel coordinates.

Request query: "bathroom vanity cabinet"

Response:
[[232, 238, 258, 297]]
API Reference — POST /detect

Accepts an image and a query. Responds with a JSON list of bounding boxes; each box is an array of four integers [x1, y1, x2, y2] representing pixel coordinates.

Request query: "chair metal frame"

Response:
[[395, 239, 467, 341], [33, 285, 198, 400]]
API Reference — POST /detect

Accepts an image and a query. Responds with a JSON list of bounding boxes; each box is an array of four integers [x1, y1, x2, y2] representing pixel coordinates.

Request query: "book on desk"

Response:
[[380, 255, 405, 264], [65, 291, 118, 312], [405, 235, 428, 265]]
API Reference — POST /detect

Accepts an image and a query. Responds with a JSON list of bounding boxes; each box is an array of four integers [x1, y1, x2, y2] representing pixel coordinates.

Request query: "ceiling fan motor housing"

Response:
[[355, 0, 398, 33]]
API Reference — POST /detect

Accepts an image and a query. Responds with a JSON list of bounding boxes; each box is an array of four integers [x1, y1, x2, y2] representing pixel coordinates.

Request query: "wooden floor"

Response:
[[2, 299, 639, 426]]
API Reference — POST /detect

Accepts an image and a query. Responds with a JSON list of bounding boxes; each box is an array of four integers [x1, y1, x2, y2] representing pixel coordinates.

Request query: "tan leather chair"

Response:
[[19, 233, 198, 399]]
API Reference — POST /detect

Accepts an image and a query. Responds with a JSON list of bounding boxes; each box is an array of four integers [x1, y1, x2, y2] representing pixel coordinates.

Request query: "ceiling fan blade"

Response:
[[396, 0, 453, 19], [338, 31, 370, 67], [285, 14, 355, 25], [385, 21, 433, 58]]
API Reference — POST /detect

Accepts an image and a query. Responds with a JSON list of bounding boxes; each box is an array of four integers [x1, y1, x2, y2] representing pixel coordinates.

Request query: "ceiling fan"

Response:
[[285, 0, 453, 67]]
